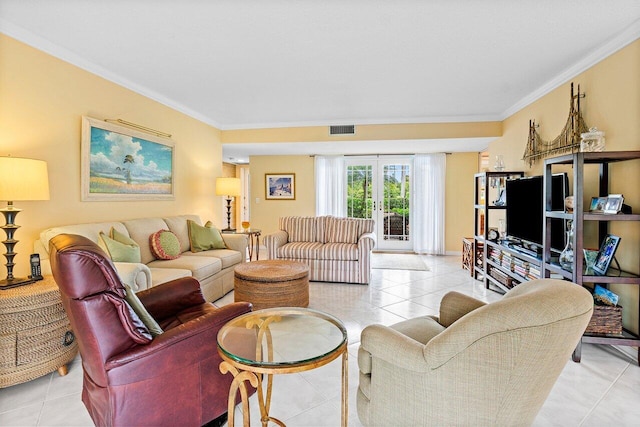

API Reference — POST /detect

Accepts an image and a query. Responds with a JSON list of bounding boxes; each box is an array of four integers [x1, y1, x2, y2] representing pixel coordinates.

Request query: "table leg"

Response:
[[255, 234, 260, 260], [220, 362, 258, 427], [341, 350, 348, 427], [247, 235, 254, 261]]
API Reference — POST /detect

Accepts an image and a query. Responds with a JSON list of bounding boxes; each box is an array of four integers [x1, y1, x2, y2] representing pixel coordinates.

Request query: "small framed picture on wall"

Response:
[[265, 173, 295, 200]]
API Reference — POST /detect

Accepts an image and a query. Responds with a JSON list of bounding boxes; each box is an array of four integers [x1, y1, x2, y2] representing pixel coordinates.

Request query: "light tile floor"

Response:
[[1, 255, 638, 426]]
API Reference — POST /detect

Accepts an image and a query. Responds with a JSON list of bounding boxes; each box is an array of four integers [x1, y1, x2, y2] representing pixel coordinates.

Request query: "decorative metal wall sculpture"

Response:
[[522, 83, 589, 167]]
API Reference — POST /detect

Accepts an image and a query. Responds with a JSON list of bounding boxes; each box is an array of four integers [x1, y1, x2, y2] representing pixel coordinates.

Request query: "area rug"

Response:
[[371, 253, 430, 271]]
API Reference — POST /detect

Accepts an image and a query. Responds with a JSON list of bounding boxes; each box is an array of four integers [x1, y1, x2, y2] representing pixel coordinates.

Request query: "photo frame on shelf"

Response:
[[265, 173, 295, 200], [593, 234, 621, 275], [81, 116, 174, 201], [603, 194, 624, 214], [589, 197, 607, 213]]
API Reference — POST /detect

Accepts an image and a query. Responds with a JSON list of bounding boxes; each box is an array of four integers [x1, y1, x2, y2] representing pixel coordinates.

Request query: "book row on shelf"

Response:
[[488, 246, 540, 281]]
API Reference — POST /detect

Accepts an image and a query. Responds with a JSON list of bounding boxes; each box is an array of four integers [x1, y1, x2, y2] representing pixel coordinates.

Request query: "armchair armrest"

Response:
[[264, 230, 289, 259], [105, 302, 253, 385], [221, 233, 249, 255], [137, 277, 205, 320], [360, 324, 430, 373], [438, 291, 486, 327]]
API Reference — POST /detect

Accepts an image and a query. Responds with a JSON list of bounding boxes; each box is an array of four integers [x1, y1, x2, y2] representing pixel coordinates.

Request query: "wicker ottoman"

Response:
[[234, 260, 309, 310]]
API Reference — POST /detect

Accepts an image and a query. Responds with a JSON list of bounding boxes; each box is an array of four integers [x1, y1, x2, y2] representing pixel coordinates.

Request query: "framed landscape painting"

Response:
[[81, 116, 175, 201], [265, 173, 295, 200]]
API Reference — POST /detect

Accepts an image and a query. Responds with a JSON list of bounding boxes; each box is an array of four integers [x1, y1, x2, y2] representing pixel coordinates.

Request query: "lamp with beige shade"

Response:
[[0, 156, 50, 289]]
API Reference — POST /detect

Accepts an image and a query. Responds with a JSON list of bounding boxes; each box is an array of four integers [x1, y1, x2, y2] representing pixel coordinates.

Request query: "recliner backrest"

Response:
[[50, 234, 151, 386]]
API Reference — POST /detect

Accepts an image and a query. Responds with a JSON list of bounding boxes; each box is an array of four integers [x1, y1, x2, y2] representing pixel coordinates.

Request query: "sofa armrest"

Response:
[[358, 232, 376, 251], [360, 324, 430, 373], [438, 291, 486, 327], [113, 262, 152, 292], [221, 233, 249, 256], [264, 230, 289, 259], [137, 277, 205, 320]]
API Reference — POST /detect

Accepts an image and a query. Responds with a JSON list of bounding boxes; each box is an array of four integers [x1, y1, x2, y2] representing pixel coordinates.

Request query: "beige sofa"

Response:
[[34, 215, 248, 301], [264, 216, 375, 284]]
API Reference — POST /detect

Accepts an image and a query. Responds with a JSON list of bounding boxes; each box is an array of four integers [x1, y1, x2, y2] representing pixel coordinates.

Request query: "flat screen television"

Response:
[[505, 174, 568, 252]]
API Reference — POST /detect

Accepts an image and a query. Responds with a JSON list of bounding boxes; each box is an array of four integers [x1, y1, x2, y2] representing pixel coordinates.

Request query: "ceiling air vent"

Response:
[[329, 125, 355, 136]]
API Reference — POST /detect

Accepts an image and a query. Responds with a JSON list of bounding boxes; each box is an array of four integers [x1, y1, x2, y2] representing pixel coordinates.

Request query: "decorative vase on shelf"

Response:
[[559, 221, 574, 272]]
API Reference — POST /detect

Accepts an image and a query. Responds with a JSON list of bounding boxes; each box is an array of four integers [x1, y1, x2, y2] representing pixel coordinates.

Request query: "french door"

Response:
[[345, 156, 412, 251]]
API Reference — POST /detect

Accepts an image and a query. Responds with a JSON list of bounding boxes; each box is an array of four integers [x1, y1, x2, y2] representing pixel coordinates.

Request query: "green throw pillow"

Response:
[[99, 231, 142, 263], [123, 283, 163, 337], [188, 220, 226, 252]]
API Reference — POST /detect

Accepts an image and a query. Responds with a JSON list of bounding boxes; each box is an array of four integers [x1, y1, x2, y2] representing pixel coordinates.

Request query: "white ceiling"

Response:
[[2, 1, 639, 163]]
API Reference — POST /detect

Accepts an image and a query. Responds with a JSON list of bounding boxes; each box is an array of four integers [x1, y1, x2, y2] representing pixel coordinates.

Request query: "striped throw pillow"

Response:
[[327, 218, 360, 244]]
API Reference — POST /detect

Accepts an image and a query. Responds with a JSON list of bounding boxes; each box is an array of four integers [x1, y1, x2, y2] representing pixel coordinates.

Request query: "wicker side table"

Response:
[[234, 260, 309, 310], [0, 275, 78, 388]]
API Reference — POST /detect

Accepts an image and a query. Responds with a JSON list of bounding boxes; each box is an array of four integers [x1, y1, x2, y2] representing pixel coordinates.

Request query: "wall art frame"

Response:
[[265, 173, 295, 200], [81, 116, 175, 201]]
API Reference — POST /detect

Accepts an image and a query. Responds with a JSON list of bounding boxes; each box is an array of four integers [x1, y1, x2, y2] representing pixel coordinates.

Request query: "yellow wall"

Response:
[[0, 34, 224, 278], [222, 121, 501, 143], [488, 39, 640, 334], [249, 155, 316, 235], [445, 153, 479, 251]]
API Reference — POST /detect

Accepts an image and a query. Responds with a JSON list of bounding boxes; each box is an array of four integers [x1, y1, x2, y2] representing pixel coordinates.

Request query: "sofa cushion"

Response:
[[182, 249, 242, 269], [123, 218, 170, 264], [149, 267, 191, 287], [147, 256, 222, 282], [276, 242, 323, 259], [355, 218, 375, 235], [150, 230, 181, 260], [99, 231, 141, 263], [315, 216, 331, 244], [40, 221, 129, 254], [317, 242, 359, 261], [188, 220, 226, 251], [327, 217, 360, 244], [281, 216, 316, 242], [163, 215, 201, 253]]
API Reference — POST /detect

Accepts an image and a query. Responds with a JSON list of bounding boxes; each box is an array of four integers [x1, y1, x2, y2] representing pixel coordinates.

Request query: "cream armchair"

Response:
[[357, 279, 593, 426]]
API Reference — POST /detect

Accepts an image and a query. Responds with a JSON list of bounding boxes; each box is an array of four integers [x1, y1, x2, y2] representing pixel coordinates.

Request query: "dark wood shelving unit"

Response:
[[542, 151, 640, 365], [473, 171, 524, 285]]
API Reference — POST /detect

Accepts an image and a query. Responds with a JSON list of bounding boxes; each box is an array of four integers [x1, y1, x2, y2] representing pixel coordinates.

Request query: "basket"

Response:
[[585, 304, 622, 335]]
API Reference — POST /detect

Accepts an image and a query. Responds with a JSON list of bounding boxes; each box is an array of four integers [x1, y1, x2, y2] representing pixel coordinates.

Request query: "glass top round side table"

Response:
[[217, 307, 348, 427]]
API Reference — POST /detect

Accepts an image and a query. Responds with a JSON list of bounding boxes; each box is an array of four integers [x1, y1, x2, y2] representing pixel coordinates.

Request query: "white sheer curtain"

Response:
[[315, 155, 346, 216], [412, 153, 446, 254]]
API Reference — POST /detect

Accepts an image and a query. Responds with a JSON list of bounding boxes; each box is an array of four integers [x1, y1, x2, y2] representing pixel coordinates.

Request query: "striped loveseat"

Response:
[[264, 216, 376, 284]]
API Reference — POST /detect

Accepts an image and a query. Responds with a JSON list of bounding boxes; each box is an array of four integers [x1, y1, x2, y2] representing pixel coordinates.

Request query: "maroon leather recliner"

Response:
[[49, 233, 253, 427]]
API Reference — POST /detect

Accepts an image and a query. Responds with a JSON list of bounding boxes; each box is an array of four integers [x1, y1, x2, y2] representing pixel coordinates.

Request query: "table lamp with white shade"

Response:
[[0, 157, 50, 289], [215, 177, 241, 231]]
